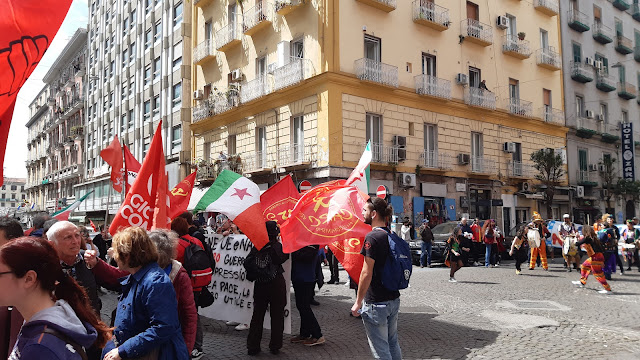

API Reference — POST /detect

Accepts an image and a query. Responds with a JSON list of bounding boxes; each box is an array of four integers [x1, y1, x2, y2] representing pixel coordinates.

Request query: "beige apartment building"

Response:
[[191, 0, 568, 230]]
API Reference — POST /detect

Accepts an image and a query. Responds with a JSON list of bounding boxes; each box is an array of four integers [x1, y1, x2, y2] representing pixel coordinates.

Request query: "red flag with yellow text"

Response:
[[123, 144, 141, 193], [152, 161, 170, 230], [100, 135, 123, 192], [168, 170, 197, 220], [0, 0, 73, 186], [110, 122, 165, 235], [260, 175, 300, 225]]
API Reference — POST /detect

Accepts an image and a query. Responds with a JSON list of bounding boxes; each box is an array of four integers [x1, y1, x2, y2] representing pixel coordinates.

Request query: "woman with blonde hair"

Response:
[[102, 227, 189, 360]]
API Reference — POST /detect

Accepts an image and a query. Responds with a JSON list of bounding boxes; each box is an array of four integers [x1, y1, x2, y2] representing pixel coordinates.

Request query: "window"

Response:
[[543, 89, 552, 120], [424, 124, 437, 167], [10, 186, 16, 191], [622, 110, 629, 124], [173, 42, 182, 69], [366, 113, 382, 162], [145, 30, 152, 50], [153, 57, 161, 80], [618, 64, 627, 82], [291, 115, 304, 162], [109, 91, 114, 109], [154, 22, 162, 43], [506, 14, 517, 38], [466, 1, 479, 21], [143, 138, 150, 158], [153, 96, 160, 118], [578, 148, 588, 181], [256, 126, 267, 168], [172, 83, 182, 108], [540, 29, 549, 49], [593, 5, 601, 23], [144, 100, 150, 121], [205, 21, 213, 41], [575, 95, 584, 117], [129, 77, 134, 96], [615, 18, 623, 36], [128, 109, 134, 128], [595, 53, 608, 74], [144, 65, 151, 86], [123, 17, 129, 36], [173, 3, 183, 27], [130, 10, 136, 30], [122, 48, 128, 66], [572, 42, 581, 63], [121, 114, 127, 132], [469, 67, 481, 88], [600, 103, 608, 122], [145, 0, 151, 13], [422, 53, 436, 76], [256, 56, 266, 77], [171, 125, 181, 152], [291, 39, 304, 59], [121, 83, 126, 100], [129, 42, 136, 63], [471, 132, 483, 159], [228, 134, 236, 155], [364, 35, 381, 62]]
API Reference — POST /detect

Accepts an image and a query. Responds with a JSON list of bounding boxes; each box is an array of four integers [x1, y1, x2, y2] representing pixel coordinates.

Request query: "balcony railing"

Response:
[[420, 150, 452, 170], [596, 72, 617, 92], [471, 156, 496, 174], [243, 151, 272, 172], [592, 22, 613, 44], [414, 75, 451, 100], [243, 2, 274, 35], [412, 1, 450, 31], [507, 161, 535, 178], [533, 0, 559, 16], [215, 22, 241, 51], [464, 87, 496, 110], [273, 57, 314, 91], [192, 91, 240, 123], [507, 98, 533, 118], [615, 34, 633, 55], [354, 58, 398, 88], [370, 143, 400, 164], [461, 19, 493, 46], [567, 10, 590, 32], [576, 117, 599, 133], [277, 143, 315, 167], [600, 122, 619, 136], [613, 0, 630, 11], [570, 61, 594, 83], [275, 0, 304, 15], [196, 158, 243, 181], [502, 35, 531, 59], [577, 170, 597, 185], [355, 0, 397, 12], [193, 40, 215, 64], [193, 101, 213, 123], [541, 107, 564, 125], [240, 75, 271, 104], [536, 47, 561, 70], [618, 81, 637, 100]]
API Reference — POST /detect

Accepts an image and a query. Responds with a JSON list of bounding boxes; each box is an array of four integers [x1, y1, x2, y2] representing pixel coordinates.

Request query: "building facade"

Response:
[[74, 0, 192, 223], [191, 0, 568, 232], [25, 85, 52, 211], [0, 178, 27, 216], [560, 0, 640, 224]]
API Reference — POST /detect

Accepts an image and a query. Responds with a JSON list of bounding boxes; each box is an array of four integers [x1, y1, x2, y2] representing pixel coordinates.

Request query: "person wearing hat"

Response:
[[559, 214, 580, 272], [528, 212, 551, 270]]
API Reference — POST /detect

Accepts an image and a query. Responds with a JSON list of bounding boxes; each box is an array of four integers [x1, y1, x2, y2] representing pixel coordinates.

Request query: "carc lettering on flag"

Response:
[[261, 175, 300, 225]]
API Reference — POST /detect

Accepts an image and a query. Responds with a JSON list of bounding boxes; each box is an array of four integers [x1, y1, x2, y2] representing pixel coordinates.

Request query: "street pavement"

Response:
[[100, 257, 640, 359]]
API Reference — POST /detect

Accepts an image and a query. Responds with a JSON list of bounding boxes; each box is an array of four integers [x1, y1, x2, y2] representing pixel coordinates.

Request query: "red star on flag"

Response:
[[231, 187, 252, 200]]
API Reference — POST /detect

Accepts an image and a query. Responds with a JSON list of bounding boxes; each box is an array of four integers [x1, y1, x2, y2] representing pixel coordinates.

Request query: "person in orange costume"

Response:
[[529, 212, 551, 270]]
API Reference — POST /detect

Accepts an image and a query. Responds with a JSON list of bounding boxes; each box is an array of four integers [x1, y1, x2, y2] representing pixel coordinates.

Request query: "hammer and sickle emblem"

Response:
[[171, 188, 189, 197], [312, 197, 330, 212]]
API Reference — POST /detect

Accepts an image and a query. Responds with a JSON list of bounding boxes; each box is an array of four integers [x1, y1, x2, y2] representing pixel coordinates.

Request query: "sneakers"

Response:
[[516, 270, 521, 275], [571, 280, 585, 288], [494, 264, 500, 267], [290, 335, 310, 343], [529, 267, 535, 271], [473, 262, 479, 266], [191, 349, 204, 360], [448, 277, 457, 283], [225, 321, 240, 326], [598, 289, 612, 294], [235, 324, 249, 331], [303, 336, 326, 346]]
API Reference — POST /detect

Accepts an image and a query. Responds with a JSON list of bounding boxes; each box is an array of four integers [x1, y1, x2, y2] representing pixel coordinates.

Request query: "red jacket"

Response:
[[168, 260, 197, 353], [176, 235, 205, 265]]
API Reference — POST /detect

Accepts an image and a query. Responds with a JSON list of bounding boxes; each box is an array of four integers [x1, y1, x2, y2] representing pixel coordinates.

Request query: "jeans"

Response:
[[361, 298, 402, 360], [485, 244, 492, 267], [293, 281, 322, 339], [420, 241, 432, 266]]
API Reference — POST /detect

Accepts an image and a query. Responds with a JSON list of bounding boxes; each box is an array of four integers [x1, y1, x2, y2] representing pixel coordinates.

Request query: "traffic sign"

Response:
[[299, 180, 312, 193], [376, 185, 388, 199]]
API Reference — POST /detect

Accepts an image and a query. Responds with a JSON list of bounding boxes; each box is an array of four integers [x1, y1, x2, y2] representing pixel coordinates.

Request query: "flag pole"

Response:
[[120, 138, 125, 203], [105, 167, 112, 226]]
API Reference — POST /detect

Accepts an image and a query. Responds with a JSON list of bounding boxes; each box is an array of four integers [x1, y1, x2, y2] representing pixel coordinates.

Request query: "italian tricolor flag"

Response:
[[346, 140, 371, 194], [195, 170, 269, 249], [52, 191, 94, 221]]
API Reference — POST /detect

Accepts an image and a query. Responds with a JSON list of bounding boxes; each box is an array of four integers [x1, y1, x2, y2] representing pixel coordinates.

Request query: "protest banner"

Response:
[[199, 234, 292, 333]]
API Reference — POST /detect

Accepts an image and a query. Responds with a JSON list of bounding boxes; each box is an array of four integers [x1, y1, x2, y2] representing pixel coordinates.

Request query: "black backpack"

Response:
[[244, 244, 279, 283], [180, 236, 215, 291]]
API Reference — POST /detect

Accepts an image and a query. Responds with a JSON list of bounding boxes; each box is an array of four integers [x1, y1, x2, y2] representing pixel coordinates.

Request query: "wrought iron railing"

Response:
[[464, 87, 496, 110], [275, 0, 304, 13], [370, 143, 400, 164], [243, 151, 271, 172], [462, 18, 493, 44], [412, 1, 449, 27], [354, 58, 398, 88], [273, 58, 314, 91], [502, 35, 532, 58], [508, 161, 535, 178], [243, 2, 273, 33], [471, 156, 496, 174], [420, 150, 452, 170], [277, 143, 314, 166], [536, 47, 561, 68], [541, 107, 564, 125], [570, 61, 593, 80], [592, 22, 613, 42], [193, 39, 215, 63], [414, 75, 451, 100], [533, 0, 559, 14], [240, 76, 271, 104], [507, 98, 533, 118], [215, 22, 241, 50]]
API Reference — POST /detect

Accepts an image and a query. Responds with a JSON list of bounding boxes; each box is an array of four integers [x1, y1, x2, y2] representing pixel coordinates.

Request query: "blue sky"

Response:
[[6, 0, 88, 178]]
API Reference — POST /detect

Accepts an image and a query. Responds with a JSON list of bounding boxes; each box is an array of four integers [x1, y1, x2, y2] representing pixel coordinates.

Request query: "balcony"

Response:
[[576, 117, 599, 137], [355, 0, 396, 12], [541, 107, 564, 125], [243, 151, 272, 173], [633, 4, 640, 22], [618, 82, 637, 100], [61, 96, 83, 120], [592, 22, 613, 44], [240, 75, 271, 104], [570, 61, 593, 83], [412, 1, 450, 31], [595, 72, 617, 92], [567, 10, 590, 32], [192, 92, 239, 123], [70, 126, 84, 138], [635, 46, 640, 62], [461, 19, 493, 46], [354, 58, 398, 88], [502, 35, 531, 59], [577, 170, 597, 186], [193, 40, 215, 64], [215, 22, 241, 52], [533, 0, 559, 16], [507, 161, 535, 178], [536, 47, 561, 70], [599, 123, 620, 143], [273, 57, 314, 91], [196, 158, 243, 182], [277, 143, 315, 168], [507, 98, 533, 118], [275, 0, 304, 15], [420, 150, 452, 170], [464, 87, 496, 110], [615, 34, 633, 55], [471, 156, 496, 174], [414, 75, 451, 100], [370, 143, 400, 164], [613, 0, 630, 11], [243, 2, 273, 36]]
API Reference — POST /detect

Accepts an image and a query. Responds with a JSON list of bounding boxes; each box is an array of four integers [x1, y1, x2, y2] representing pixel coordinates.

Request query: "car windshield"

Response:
[[431, 222, 458, 235]]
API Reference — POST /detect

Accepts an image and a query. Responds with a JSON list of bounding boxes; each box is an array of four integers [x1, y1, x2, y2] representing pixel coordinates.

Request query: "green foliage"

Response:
[[531, 148, 565, 217]]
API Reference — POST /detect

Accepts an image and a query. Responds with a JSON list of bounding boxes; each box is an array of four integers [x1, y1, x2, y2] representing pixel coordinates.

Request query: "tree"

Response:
[[597, 156, 616, 212], [531, 148, 565, 219]]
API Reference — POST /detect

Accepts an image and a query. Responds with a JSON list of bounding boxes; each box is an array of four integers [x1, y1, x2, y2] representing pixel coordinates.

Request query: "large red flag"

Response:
[[280, 180, 371, 254], [328, 236, 367, 284], [0, 0, 73, 186], [260, 175, 300, 225], [123, 144, 141, 193], [100, 135, 123, 192], [152, 162, 170, 230], [168, 170, 197, 220], [110, 122, 165, 235]]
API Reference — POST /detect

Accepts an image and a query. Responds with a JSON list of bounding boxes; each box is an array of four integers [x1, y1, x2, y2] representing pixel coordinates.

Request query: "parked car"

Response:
[[409, 221, 459, 266]]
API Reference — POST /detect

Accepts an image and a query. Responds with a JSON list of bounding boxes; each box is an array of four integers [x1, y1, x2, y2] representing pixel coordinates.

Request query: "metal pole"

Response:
[[105, 176, 111, 226]]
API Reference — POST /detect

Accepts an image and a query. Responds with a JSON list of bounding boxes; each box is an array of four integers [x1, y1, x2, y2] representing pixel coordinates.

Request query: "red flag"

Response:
[[328, 236, 367, 284], [110, 122, 165, 235], [280, 180, 371, 254], [123, 144, 141, 193], [100, 135, 123, 192], [152, 162, 170, 230], [89, 219, 97, 232], [0, 0, 73, 186], [260, 175, 300, 225], [168, 170, 197, 220]]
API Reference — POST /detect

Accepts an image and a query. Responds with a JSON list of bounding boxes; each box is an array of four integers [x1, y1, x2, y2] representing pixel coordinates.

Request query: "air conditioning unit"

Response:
[[601, 189, 609, 197], [521, 182, 531, 192], [588, 164, 598, 171], [496, 16, 510, 29], [399, 173, 417, 187], [585, 110, 594, 119], [595, 60, 603, 70], [267, 63, 277, 74], [576, 185, 585, 198], [393, 135, 407, 147], [598, 164, 606, 172], [193, 90, 203, 100], [595, 114, 604, 121], [503, 142, 516, 153], [455, 73, 468, 85], [585, 57, 595, 66], [457, 153, 470, 165], [230, 69, 243, 82]]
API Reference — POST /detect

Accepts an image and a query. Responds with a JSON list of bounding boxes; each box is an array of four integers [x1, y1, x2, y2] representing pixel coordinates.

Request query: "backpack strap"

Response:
[[41, 327, 88, 360]]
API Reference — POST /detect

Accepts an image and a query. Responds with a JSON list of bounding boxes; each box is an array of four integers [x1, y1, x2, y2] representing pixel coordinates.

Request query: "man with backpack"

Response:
[[351, 197, 406, 360]]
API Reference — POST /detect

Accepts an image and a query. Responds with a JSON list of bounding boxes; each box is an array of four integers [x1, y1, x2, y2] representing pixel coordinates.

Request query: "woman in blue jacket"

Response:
[[102, 227, 189, 360]]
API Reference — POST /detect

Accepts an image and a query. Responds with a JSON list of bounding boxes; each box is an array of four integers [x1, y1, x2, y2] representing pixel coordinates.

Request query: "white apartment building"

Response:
[[25, 85, 52, 212], [0, 178, 27, 216]]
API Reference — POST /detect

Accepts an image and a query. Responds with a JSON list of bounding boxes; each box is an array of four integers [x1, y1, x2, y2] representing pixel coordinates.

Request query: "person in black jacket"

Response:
[[291, 244, 324, 346], [245, 221, 289, 355]]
